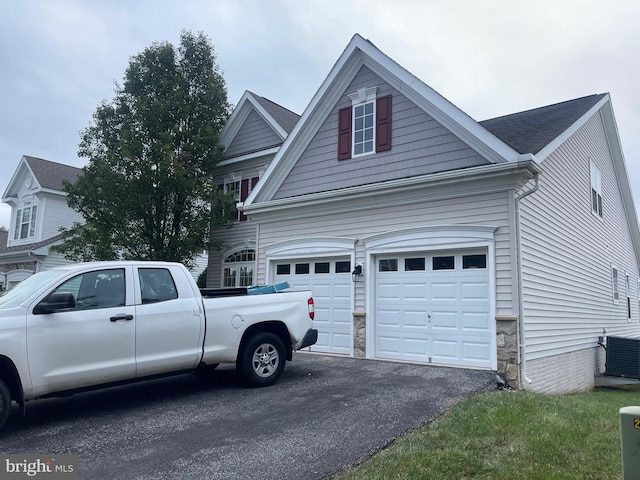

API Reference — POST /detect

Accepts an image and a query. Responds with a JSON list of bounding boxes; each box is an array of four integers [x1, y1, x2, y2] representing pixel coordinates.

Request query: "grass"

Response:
[[334, 386, 640, 480]]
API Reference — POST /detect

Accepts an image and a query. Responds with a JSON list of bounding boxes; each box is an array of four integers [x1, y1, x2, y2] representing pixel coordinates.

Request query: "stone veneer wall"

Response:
[[353, 313, 366, 358], [496, 317, 519, 388]]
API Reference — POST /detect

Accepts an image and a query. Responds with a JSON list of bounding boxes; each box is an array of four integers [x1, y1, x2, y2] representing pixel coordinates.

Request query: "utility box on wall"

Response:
[[620, 406, 640, 479]]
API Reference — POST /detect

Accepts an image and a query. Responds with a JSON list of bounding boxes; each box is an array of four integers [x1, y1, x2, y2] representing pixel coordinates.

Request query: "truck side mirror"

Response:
[[33, 292, 77, 315]]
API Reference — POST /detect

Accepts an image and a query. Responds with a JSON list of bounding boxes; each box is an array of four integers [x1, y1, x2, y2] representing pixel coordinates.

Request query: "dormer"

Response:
[[2, 155, 82, 247]]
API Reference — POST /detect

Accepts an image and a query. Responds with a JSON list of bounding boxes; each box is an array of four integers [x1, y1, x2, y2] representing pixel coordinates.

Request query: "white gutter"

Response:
[[514, 157, 540, 385]]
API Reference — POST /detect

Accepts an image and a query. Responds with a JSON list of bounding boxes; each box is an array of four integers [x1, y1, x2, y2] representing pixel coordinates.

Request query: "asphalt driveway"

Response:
[[0, 353, 496, 479]]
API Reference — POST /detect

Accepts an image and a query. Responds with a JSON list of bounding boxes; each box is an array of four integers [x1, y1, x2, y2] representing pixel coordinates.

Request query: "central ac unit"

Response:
[[605, 336, 640, 379]]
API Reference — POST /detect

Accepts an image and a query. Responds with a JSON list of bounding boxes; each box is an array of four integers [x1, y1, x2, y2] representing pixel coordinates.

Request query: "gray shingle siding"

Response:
[[225, 109, 284, 159], [273, 66, 489, 200]]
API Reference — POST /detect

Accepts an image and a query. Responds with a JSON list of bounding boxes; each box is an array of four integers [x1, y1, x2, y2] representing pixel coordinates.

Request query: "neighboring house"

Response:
[[1, 156, 83, 288], [206, 91, 300, 288], [1, 156, 209, 286], [232, 34, 640, 394]]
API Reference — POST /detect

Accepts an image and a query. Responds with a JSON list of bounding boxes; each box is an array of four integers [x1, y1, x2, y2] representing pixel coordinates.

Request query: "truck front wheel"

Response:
[[0, 378, 11, 431], [238, 332, 286, 387]]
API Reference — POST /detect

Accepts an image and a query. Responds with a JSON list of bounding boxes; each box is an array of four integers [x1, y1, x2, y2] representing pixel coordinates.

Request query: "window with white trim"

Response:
[[223, 176, 259, 222], [590, 162, 603, 217], [353, 101, 375, 156], [222, 249, 255, 287], [337, 87, 392, 160], [612, 265, 619, 303], [13, 202, 38, 241], [626, 274, 631, 320]]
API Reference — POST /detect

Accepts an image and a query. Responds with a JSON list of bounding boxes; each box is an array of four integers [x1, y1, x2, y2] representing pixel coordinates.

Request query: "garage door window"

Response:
[[379, 259, 398, 272], [336, 261, 351, 273], [296, 263, 310, 275], [433, 256, 455, 270], [462, 254, 487, 269], [405, 257, 425, 271], [315, 262, 330, 274], [276, 264, 290, 275]]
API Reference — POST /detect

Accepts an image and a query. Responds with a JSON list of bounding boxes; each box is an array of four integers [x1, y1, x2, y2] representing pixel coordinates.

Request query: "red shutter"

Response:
[[375, 95, 392, 152], [251, 176, 259, 191], [239, 178, 249, 221], [337, 106, 352, 160]]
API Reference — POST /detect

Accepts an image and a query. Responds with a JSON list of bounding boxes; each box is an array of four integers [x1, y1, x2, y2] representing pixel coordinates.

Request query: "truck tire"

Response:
[[0, 378, 11, 431], [238, 332, 286, 387]]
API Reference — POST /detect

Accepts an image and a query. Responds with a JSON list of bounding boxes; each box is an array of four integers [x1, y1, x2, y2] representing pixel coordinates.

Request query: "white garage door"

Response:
[[375, 250, 492, 368], [274, 258, 352, 354]]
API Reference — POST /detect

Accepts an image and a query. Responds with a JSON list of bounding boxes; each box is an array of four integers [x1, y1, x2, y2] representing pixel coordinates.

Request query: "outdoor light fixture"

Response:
[[352, 264, 363, 282]]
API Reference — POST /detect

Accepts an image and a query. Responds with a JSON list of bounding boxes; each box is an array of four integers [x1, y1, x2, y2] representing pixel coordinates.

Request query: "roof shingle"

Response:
[[479, 94, 607, 155]]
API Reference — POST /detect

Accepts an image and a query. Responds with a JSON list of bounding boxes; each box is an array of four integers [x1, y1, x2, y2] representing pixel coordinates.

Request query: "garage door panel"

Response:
[[463, 342, 491, 361], [461, 282, 489, 299], [378, 283, 401, 299], [431, 283, 457, 300], [375, 250, 492, 369], [405, 337, 428, 355], [274, 258, 352, 355], [334, 283, 352, 298], [432, 340, 458, 360], [462, 312, 490, 330], [430, 311, 458, 329], [404, 310, 428, 327], [404, 283, 428, 299]]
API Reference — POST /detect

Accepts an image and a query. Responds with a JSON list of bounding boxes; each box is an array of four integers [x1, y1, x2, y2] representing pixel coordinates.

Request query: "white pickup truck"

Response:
[[0, 261, 317, 431]]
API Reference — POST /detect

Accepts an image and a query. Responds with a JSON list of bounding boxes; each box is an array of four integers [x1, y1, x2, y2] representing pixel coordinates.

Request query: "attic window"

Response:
[[338, 87, 392, 160], [590, 161, 603, 218]]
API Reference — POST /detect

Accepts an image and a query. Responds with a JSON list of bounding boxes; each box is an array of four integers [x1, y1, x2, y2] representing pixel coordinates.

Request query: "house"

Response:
[[1, 155, 209, 287], [1, 156, 83, 288], [205, 91, 300, 288], [221, 34, 640, 394]]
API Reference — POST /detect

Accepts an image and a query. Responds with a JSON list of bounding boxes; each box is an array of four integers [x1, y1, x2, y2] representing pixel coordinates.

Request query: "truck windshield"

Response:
[[0, 270, 65, 310]]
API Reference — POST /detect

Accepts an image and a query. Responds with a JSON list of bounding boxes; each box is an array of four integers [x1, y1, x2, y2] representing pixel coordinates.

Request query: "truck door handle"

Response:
[[110, 314, 134, 322]]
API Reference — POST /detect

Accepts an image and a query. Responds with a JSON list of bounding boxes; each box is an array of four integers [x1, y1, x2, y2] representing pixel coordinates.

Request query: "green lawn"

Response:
[[335, 386, 640, 480]]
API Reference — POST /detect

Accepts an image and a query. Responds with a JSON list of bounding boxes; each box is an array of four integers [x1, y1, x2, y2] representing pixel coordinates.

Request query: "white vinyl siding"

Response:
[[39, 195, 84, 240], [256, 191, 513, 317], [519, 114, 640, 371]]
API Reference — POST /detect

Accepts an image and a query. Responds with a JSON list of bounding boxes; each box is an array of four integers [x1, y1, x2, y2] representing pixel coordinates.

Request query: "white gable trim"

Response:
[[264, 236, 356, 259], [220, 91, 287, 151], [363, 225, 497, 252], [536, 94, 610, 162], [245, 34, 520, 206]]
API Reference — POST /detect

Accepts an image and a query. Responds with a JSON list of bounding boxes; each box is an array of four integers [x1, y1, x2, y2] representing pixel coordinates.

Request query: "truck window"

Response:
[[56, 269, 126, 310], [138, 268, 178, 304]]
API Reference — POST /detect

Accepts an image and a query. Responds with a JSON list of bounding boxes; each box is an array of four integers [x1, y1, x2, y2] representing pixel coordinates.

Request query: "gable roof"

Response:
[[251, 93, 300, 134], [2, 155, 82, 201], [480, 94, 607, 156], [24, 155, 82, 190], [245, 34, 522, 205], [220, 91, 300, 159]]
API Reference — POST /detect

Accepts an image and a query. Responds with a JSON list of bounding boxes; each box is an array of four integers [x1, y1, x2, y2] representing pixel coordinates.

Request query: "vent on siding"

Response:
[[605, 336, 640, 379]]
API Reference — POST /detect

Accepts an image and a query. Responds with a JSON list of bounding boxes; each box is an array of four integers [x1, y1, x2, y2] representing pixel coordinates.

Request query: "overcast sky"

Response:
[[1, 0, 639, 229]]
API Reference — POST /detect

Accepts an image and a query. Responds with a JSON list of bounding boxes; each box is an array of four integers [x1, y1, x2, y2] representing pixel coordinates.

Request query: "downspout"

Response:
[[515, 168, 540, 385]]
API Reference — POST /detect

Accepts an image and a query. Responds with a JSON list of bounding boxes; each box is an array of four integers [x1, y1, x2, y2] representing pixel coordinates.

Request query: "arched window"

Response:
[[222, 249, 255, 287]]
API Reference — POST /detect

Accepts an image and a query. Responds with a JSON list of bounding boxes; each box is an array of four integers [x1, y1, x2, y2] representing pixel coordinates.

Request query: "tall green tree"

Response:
[[56, 31, 234, 266]]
